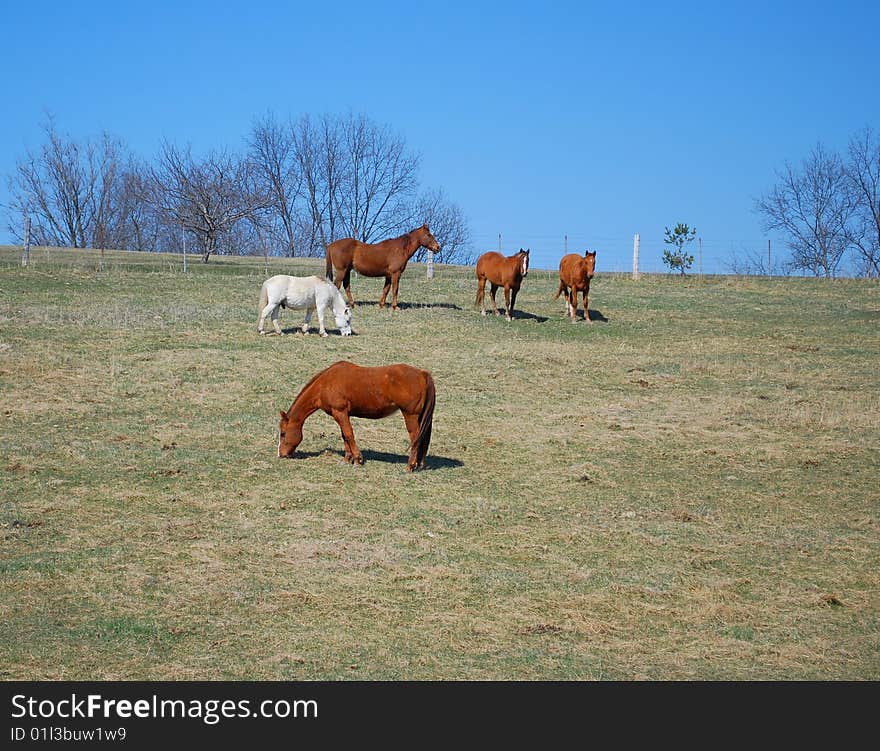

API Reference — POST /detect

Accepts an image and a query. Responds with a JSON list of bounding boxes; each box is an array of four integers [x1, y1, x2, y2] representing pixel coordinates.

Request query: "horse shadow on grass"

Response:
[[543, 308, 608, 323], [510, 309, 549, 323], [355, 300, 462, 311], [479, 309, 549, 323], [276, 327, 360, 336], [291, 448, 464, 471]]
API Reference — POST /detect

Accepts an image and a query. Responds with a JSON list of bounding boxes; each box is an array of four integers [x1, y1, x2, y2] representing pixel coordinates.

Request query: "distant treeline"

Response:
[[5, 113, 473, 264], [753, 127, 880, 278]]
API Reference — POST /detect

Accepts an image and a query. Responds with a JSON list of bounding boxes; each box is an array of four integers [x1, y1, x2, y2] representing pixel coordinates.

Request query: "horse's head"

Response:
[[418, 223, 441, 253], [583, 250, 596, 279], [335, 305, 353, 336], [278, 410, 303, 458], [519, 248, 530, 277]]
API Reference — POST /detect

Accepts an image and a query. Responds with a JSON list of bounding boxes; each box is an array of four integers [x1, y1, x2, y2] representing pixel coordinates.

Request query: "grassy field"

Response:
[[1, 245, 878, 680]]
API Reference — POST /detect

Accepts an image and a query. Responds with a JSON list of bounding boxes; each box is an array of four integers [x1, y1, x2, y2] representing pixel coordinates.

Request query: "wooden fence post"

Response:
[[632, 233, 640, 279], [22, 215, 31, 267], [699, 236, 703, 279]]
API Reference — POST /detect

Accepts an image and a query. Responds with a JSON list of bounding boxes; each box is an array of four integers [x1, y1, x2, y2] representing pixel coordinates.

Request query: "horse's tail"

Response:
[[554, 279, 567, 299], [414, 372, 436, 468], [325, 251, 334, 282], [259, 281, 269, 316], [474, 272, 484, 308]]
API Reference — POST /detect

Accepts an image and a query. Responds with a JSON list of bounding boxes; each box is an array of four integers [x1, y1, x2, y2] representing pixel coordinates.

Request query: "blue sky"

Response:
[[2, 1, 878, 271]]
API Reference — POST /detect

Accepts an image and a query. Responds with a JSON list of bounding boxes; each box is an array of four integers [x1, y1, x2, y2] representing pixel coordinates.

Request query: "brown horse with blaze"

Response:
[[278, 361, 436, 472], [556, 250, 596, 322], [474, 248, 530, 321], [325, 224, 441, 310]]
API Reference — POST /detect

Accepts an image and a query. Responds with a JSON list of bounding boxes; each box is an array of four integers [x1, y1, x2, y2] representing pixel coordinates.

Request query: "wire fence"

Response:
[[468, 232, 789, 276], [2, 236, 869, 278]]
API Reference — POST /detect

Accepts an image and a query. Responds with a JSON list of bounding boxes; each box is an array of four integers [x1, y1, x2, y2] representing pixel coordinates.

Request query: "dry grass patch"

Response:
[[1, 247, 878, 679]]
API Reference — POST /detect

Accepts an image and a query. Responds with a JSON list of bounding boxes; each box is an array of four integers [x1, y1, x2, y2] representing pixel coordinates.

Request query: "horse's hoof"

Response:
[[505, 316, 512, 322], [320, 332, 328, 338], [480, 310, 487, 316], [259, 330, 266, 335], [354, 456, 364, 466]]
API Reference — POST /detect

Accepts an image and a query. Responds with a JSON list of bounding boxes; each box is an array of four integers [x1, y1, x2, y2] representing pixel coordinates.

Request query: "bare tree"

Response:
[[248, 113, 305, 256], [115, 158, 163, 252], [845, 127, 880, 277], [89, 132, 125, 251], [756, 144, 852, 278], [6, 119, 133, 251], [410, 188, 473, 264], [244, 112, 473, 260], [335, 113, 420, 243], [151, 143, 271, 262], [276, 114, 327, 255], [9, 118, 97, 247]]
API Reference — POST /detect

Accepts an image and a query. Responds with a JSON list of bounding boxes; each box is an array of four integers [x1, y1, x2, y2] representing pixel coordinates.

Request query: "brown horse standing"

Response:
[[474, 248, 530, 321], [278, 361, 436, 471], [325, 224, 441, 310], [555, 250, 597, 322]]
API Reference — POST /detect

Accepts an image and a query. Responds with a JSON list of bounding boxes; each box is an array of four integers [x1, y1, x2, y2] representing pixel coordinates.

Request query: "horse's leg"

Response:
[[583, 288, 591, 322], [477, 277, 487, 315], [569, 289, 578, 322], [510, 287, 519, 319], [503, 286, 512, 321], [342, 268, 356, 308], [489, 284, 500, 315], [271, 304, 283, 334], [390, 272, 402, 310], [332, 409, 363, 465], [258, 302, 276, 334], [315, 304, 328, 337], [403, 412, 421, 471], [301, 307, 313, 334], [379, 275, 392, 308]]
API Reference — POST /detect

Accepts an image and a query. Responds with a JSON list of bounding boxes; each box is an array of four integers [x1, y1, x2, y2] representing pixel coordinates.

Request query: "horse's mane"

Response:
[[289, 361, 348, 409]]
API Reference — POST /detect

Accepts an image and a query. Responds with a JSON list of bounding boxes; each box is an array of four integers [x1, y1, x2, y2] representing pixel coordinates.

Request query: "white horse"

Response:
[[258, 275, 353, 337]]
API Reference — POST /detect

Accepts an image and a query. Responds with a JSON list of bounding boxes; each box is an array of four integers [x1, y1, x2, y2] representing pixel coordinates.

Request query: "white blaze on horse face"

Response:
[[521, 254, 529, 277]]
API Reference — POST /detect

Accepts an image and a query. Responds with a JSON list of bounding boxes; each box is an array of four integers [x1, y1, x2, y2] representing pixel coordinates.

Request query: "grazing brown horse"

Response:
[[555, 250, 597, 322], [325, 224, 441, 310], [474, 248, 530, 321], [278, 361, 436, 471]]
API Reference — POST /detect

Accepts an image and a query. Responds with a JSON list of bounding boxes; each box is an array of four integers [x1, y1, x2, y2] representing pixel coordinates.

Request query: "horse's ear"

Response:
[[279, 410, 287, 420]]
